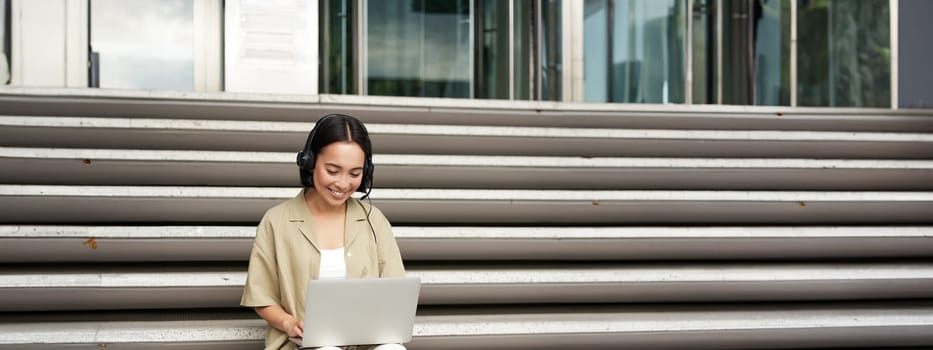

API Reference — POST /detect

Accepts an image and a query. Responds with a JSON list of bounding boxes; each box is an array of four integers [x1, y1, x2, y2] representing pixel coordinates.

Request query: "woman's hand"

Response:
[[282, 316, 304, 338], [255, 305, 304, 338]]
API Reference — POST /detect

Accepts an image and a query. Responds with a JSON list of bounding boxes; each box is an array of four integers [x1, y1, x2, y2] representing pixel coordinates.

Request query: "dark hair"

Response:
[[296, 114, 374, 192]]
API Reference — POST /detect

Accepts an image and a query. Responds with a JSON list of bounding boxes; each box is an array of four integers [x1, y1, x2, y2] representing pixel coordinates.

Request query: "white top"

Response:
[[318, 247, 347, 280]]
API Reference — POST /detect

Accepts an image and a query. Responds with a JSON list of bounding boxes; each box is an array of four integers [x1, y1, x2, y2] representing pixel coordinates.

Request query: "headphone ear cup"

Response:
[[296, 151, 315, 171], [297, 151, 316, 188], [296, 151, 307, 169]]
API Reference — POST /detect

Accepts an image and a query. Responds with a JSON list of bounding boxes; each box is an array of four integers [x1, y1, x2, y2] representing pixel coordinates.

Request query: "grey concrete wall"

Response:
[[898, 0, 933, 108]]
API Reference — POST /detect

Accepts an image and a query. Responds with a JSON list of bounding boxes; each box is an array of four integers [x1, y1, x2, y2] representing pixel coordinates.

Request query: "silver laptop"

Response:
[[291, 276, 421, 348]]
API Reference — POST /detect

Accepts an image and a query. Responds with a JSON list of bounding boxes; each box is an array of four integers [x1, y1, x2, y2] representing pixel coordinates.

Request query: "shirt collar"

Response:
[[286, 189, 371, 250]]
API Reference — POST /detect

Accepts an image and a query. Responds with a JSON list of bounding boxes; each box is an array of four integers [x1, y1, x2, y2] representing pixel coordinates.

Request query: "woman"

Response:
[[242, 114, 407, 350]]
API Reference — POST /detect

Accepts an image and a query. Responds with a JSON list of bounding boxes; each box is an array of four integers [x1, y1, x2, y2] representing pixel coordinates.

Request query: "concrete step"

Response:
[[2, 185, 932, 225], [2, 225, 932, 262], [0, 302, 931, 349], [2, 87, 933, 131], [3, 147, 933, 189], [2, 116, 932, 158], [1, 262, 931, 311]]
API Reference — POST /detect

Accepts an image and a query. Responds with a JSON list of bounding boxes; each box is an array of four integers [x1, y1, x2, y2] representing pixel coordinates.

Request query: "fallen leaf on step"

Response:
[[83, 238, 98, 249]]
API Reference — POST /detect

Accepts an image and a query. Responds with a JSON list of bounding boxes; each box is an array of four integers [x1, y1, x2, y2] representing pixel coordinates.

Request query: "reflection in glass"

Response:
[[583, 0, 609, 102], [583, 0, 685, 104], [513, 0, 533, 100], [1, 0, 10, 84], [754, 0, 791, 105], [90, 0, 194, 90], [367, 0, 471, 98], [690, 0, 716, 104], [798, 0, 890, 107], [720, 0, 790, 106], [540, 0, 562, 100], [321, 0, 356, 94], [475, 0, 509, 99]]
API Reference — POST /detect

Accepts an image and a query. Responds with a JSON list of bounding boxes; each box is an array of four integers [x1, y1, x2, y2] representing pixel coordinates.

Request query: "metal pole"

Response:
[[509, 0, 514, 100], [535, 0, 542, 100], [686, 0, 694, 104], [890, 0, 898, 109], [356, 0, 365, 95], [790, 0, 797, 106], [607, 0, 614, 101], [716, 0, 722, 104]]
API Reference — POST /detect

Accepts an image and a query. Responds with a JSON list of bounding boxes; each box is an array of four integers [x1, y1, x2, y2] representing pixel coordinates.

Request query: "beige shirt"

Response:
[[241, 190, 406, 350]]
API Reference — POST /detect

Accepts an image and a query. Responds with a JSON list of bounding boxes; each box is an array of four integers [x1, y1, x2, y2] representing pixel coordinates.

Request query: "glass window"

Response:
[[583, 0, 686, 104], [366, 0, 471, 98], [321, 0, 356, 94], [90, 0, 194, 90], [798, 0, 890, 107]]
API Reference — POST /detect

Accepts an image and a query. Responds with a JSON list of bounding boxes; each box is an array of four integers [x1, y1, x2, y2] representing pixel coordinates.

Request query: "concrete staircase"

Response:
[[1, 89, 932, 349]]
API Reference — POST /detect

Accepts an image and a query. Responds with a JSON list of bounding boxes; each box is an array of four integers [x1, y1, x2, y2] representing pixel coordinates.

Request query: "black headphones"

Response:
[[296, 114, 375, 197]]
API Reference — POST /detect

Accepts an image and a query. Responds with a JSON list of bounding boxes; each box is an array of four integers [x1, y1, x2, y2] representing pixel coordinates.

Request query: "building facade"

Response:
[[3, 0, 931, 108]]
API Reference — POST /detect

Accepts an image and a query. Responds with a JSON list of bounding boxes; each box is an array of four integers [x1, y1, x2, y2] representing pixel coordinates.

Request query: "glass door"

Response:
[[366, 0, 472, 98]]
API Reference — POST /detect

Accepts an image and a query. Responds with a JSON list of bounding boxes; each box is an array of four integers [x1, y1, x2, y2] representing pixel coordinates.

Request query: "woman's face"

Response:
[[311, 141, 366, 208]]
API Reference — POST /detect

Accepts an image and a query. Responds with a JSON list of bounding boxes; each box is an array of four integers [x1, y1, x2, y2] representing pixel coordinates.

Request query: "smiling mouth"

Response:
[[330, 189, 346, 197]]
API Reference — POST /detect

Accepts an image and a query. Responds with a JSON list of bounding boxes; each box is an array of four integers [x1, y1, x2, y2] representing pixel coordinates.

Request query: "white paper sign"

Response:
[[224, 0, 318, 94]]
